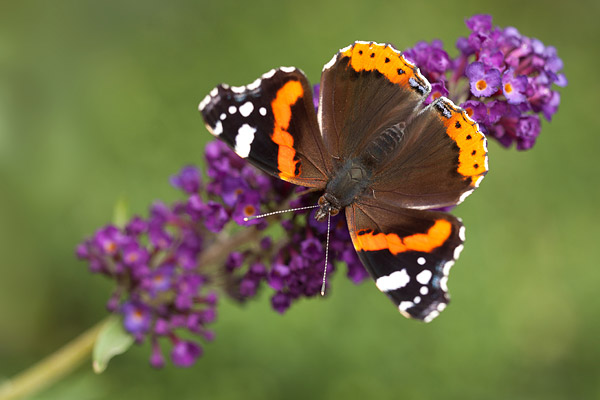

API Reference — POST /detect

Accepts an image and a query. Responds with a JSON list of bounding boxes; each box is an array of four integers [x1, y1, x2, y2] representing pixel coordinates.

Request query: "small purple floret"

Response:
[[171, 340, 203, 367]]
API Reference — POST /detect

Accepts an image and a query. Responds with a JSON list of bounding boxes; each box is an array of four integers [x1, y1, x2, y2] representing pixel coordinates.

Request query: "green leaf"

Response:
[[92, 316, 134, 374], [112, 197, 129, 228]]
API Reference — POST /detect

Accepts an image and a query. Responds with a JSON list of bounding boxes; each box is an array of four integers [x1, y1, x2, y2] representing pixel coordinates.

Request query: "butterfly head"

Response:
[[315, 193, 341, 222]]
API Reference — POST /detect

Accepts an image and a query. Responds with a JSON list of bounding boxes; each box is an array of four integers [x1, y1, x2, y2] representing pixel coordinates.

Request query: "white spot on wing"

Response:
[[234, 124, 256, 158], [219, 113, 226, 120], [339, 44, 352, 53], [376, 269, 410, 292], [416, 270, 432, 285], [459, 226, 466, 242], [231, 86, 245, 94], [413, 296, 421, 304], [440, 276, 449, 292], [458, 189, 474, 204], [417, 257, 426, 265], [453, 244, 464, 260], [239, 101, 254, 117], [424, 310, 439, 323], [437, 303, 447, 312], [259, 107, 267, 116], [211, 120, 223, 136], [228, 105, 237, 114], [247, 78, 261, 90], [210, 87, 218, 97], [443, 261, 454, 275], [420, 286, 429, 295], [398, 301, 413, 311], [323, 54, 337, 71], [262, 69, 276, 79], [198, 95, 211, 111], [280, 66, 295, 73]]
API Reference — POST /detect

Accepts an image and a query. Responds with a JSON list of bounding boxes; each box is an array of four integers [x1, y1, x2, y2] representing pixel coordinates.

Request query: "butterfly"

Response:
[[199, 41, 487, 322]]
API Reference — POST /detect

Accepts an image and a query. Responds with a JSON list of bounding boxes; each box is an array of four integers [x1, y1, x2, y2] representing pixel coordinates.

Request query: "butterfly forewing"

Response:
[[200, 68, 331, 188], [346, 198, 465, 322], [370, 97, 489, 210], [319, 41, 430, 161]]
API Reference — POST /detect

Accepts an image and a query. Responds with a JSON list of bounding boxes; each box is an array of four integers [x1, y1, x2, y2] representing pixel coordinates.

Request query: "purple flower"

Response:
[[171, 340, 203, 367], [170, 166, 202, 194], [466, 62, 501, 97], [461, 100, 488, 125], [340, 248, 369, 284], [487, 100, 509, 124], [271, 292, 292, 314], [150, 341, 165, 369], [465, 14, 493, 33], [300, 237, 323, 262], [121, 302, 152, 335], [515, 115, 541, 150], [232, 191, 262, 226], [94, 226, 123, 256], [502, 69, 528, 104], [425, 81, 449, 105], [200, 200, 229, 233], [125, 216, 147, 236], [404, 40, 451, 81], [144, 265, 174, 294]]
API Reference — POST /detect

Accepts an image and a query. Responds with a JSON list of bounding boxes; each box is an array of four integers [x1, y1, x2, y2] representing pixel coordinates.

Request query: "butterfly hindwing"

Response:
[[200, 67, 332, 188], [319, 41, 431, 161], [370, 97, 488, 210], [346, 198, 465, 322]]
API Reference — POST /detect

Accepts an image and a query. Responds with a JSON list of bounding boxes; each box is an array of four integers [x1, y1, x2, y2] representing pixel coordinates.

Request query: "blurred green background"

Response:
[[1, 0, 598, 399]]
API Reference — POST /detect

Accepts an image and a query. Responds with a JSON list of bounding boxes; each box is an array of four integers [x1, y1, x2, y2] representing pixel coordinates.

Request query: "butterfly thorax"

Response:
[[315, 159, 373, 222]]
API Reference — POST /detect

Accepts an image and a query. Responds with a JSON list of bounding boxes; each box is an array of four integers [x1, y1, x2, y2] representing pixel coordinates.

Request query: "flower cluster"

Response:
[[77, 14, 565, 368], [77, 140, 367, 367], [404, 14, 566, 150]]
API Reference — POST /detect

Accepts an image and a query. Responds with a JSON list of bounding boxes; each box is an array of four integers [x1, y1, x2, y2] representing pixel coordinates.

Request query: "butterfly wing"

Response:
[[370, 97, 488, 209], [346, 198, 465, 322], [200, 67, 332, 188], [319, 41, 430, 160]]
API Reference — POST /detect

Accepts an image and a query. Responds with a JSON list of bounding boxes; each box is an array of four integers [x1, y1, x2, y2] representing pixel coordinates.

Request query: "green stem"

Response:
[[0, 317, 110, 400]]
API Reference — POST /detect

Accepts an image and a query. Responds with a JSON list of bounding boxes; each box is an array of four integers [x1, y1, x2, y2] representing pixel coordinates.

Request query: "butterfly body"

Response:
[[199, 41, 487, 322]]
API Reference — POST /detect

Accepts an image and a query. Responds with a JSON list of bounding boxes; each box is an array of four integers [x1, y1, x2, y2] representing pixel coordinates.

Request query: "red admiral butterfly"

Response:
[[199, 41, 487, 322]]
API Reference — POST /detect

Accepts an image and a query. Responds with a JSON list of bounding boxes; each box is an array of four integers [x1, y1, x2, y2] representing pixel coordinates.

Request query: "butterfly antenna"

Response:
[[321, 211, 331, 296], [243, 204, 319, 221]]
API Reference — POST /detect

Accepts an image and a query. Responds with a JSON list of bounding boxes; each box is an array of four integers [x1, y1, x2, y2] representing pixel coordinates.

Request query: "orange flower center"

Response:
[[105, 241, 116, 253], [504, 82, 513, 93], [465, 107, 474, 117], [476, 79, 487, 91], [432, 91, 442, 100], [244, 205, 256, 216]]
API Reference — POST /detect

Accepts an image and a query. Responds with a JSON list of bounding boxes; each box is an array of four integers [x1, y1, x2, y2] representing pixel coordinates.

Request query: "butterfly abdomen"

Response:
[[361, 123, 405, 166]]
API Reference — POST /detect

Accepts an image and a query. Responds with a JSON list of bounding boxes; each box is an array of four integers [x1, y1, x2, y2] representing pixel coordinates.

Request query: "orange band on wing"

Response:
[[435, 99, 488, 183], [355, 219, 452, 255], [271, 80, 303, 180], [340, 42, 428, 93]]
